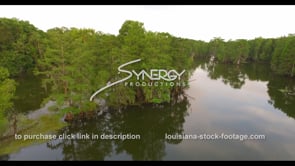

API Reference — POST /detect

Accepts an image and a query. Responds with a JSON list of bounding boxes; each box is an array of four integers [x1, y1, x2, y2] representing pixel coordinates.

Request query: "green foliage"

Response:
[[206, 36, 293, 77], [208, 37, 225, 59], [35, 27, 99, 112], [0, 18, 45, 76], [33, 20, 198, 111], [0, 67, 16, 129], [271, 36, 295, 77], [248, 37, 274, 62]]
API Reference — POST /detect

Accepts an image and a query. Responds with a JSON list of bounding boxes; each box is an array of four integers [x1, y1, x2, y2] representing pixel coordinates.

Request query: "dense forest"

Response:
[[207, 36, 295, 76], [0, 17, 295, 131]]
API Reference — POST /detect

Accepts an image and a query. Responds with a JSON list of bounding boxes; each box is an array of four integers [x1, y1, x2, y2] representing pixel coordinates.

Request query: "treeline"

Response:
[[206, 36, 295, 77]]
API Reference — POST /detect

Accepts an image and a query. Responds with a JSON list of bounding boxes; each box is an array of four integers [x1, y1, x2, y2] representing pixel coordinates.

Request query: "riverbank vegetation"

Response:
[[207, 36, 295, 77]]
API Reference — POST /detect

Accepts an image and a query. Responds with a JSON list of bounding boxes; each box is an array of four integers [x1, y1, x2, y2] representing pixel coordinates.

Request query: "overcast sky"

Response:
[[0, 5, 294, 42]]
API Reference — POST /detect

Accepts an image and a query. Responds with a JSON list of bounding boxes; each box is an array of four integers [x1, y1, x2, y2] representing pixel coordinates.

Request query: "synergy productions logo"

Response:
[[90, 59, 186, 101]]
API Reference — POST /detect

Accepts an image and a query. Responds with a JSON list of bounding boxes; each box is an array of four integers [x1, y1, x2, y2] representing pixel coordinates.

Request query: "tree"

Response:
[[35, 27, 98, 114], [208, 37, 225, 61], [271, 36, 295, 77], [259, 38, 274, 61], [248, 37, 263, 61], [0, 67, 16, 131], [0, 18, 44, 76]]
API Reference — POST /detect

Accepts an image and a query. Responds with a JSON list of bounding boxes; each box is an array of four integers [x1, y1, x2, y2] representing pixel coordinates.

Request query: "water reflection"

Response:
[[46, 99, 190, 160], [201, 62, 295, 119], [205, 63, 246, 89], [7, 60, 295, 160], [268, 76, 295, 119], [13, 73, 48, 114]]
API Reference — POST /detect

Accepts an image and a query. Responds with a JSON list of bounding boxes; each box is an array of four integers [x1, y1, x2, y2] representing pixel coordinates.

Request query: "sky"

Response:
[[0, 5, 295, 42]]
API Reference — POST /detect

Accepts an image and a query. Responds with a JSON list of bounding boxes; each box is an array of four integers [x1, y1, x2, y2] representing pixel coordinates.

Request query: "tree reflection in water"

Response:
[[47, 97, 190, 160], [267, 76, 295, 119], [202, 61, 295, 119]]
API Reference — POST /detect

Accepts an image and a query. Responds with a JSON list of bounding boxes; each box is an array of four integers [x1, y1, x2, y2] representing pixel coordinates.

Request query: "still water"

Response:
[[6, 62, 295, 160]]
